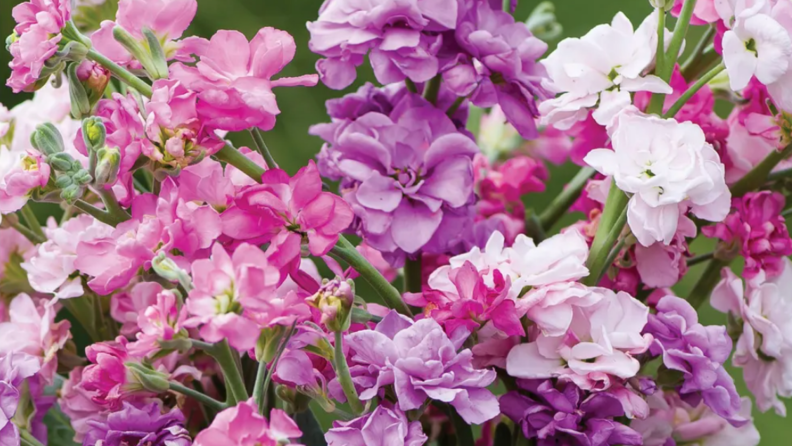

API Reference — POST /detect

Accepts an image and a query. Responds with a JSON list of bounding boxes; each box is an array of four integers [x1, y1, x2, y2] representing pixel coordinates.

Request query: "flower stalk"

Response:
[[333, 330, 364, 415]]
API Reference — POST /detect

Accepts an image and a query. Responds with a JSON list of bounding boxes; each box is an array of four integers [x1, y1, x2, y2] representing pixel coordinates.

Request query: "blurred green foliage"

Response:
[[1, 0, 790, 443]]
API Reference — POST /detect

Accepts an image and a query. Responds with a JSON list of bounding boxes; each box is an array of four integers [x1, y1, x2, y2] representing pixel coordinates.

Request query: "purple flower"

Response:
[[313, 94, 478, 262], [643, 295, 748, 427], [307, 0, 458, 90], [325, 405, 428, 446], [441, 0, 549, 138], [0, 353, 41, 445], [339, 312, 499, 424], [500, 379, 643, 446], [83, 402, 192, 446]]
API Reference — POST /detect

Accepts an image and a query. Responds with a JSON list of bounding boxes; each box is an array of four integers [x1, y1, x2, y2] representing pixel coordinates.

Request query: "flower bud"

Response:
[[82, 117, 107, 152], [526, 2, 563, 41], [255, 325, 287, 363], [306, 278, 355, 332], [68, 62, 109, 119], [60, 184, 81, 203], [67, 63, 91, 119], [60, 20, 93, 50], [47, 152, 76, 172], [31, 123, 65, 156], [125, 362, 170, 393], [151, 252, 192, 290], [55, 174, 74, 189], [72, 168, 93, 186], [113, 26, 168, 81], [94, 147, 121, 186], [649, 0, 674, 11]]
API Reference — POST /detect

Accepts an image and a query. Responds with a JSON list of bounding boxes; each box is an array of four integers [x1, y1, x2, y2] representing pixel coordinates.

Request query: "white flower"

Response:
[[539, 10, 672, 129], [722, 13, 791, 90], [584, 111, 730, 246]]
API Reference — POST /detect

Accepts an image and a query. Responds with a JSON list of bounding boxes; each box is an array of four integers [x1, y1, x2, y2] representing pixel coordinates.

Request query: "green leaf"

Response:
[[44, 403, 79, 446], [295, 408, 328, 446]]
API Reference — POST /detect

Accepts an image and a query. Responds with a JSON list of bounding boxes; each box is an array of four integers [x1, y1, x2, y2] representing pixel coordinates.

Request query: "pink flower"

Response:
[[185, 243, 288, 352], [178, 158, 235, 210], [59, 367, 109, 442], [6, 0, 71, 92], [0, 227, 34, 278], [21, 215, 114, 300], [0, 293, 71, 384], [224, 160, 354, 258], [171, 27, 318, 131], [193, 400, 301, 446], [128, 290, 188, 357], [507, 288, 652, 390], [111, 282, 164, 337], [634, 214, 696, 289], [409, 260, 524, 337], [703, 191, 792, 279], [144, 79, 224, 170], [0, 147, 51, 215]]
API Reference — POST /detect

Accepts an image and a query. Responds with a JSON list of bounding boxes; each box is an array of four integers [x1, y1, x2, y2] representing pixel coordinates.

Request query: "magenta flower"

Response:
[[500, 379, 642, 446], [185, 243, 302, 352], [6, 0, 71, 92], [643, 295, 747, 426], [320, 102, 478, 260], [326, 405, 428, 446], [59, 367, 109, 442], [193, 400, 301, 446], [341, 312, 499, 424], [144, 79, 224, 170], [703, 191, 792, 279], [83, 402, 192, 446], [224, 160, 354, 258], [171, 27, 318, 132], [442, 0, 549, 139], [80, 337, 144, 409], [307, 0, 458, 90], [407, 260, 524, 337]]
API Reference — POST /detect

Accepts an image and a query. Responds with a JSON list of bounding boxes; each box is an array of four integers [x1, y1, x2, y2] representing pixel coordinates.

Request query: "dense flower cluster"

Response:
[[0, 0, 790, 445]]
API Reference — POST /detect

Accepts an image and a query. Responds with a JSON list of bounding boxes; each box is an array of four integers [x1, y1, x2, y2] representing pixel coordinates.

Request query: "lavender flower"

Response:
[[0, 353, 41, 445], [83, 402, 192, 446], [325, 405, 427, 446], [338, 311, 499, 424], [643, 295, 747, 426], [500, 379, 642, 446]]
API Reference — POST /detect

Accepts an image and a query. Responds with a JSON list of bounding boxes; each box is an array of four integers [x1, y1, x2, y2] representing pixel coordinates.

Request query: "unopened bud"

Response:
[[31, 123, 64, 156], [649, 0, 674, 11], [142, 27, 169, 80], [47, 152, 76, 172], [255, 325, 287, 363], [526, 2, 563, 41], [72, 168, 93, 185], [113, 26, 168, 81], [306, 278, 355, 332], [67, 63, 91, 119], [55, 174, 74, 189], [125, 362, 170, 393], [151, 252, 193, 290], [94, 147, 120, 186], [57, 40, 90, 62], [82, 117, 106, 152], [60, 184, 81, 203]]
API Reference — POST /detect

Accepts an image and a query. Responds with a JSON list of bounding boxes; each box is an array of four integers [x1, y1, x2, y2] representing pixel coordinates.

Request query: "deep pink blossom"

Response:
[[194, 400, 301, 446], [171, 27, 318, 131], [80, 337, 142, 409], [703, 191, 792, 279]]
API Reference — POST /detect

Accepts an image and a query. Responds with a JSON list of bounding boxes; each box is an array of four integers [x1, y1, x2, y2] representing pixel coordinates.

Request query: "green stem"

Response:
[[19, 204, 44, 240], [73, 199, 126, 227], [524, 209, 546, 242], [681, 25, 715, 74], [654, 9, 666, 79], [249, 128, 279, 170], [61, 297, 101, 341], [8, 215, 46, 244], [403, 257, 423, 293], [593, 230, 630, 285], [214, 144, 265, 184], [539, 166, 596, 230], [97, 187, 131, 223], [502, 0, 511, 12], [687, 258, 730, 310], [582, 181, 629, 286], [446, 96, 466, 118], [331, 236, 412, 316], [647, 0, 699, 114], [688, 252, 714, 267], [334, 330, 364, 414], [439, 402, 475, 446], [731, 143, 792, 197], [766, 167, 792, 182], [254, 322, 296, 415], [169, 381, 227, 411], [209, 340, 249, 405], [405, 79, 418, 94], [663, 63, 725, 119], [20, 430, 45, 446], [87, 49, 153, 97], [682, 47, 720, 81], [422, 75, 442, 105]]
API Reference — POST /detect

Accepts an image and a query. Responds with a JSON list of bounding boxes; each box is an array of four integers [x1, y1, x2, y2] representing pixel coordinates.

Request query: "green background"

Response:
[[1, 0, 790, 443]]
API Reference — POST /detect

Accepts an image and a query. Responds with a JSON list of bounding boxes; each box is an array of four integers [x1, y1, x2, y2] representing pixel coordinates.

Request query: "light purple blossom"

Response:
[[325, 405, 427, 446], [83, 402, 192, 446], [500, 379, 643, 446], [307, 0, 458, 90], [643, 295, 748, 427], [0, 353, 41, 445], [339, 311, 499, 424]]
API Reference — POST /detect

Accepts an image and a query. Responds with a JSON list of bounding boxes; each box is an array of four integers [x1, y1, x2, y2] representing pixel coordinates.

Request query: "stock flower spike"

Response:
[[0, 0, 790, 444]]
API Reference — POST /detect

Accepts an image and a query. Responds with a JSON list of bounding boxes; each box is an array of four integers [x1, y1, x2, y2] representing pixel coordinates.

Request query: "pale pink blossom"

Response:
[[540, 11, 672, 129], [59, 367, 109, 442], [634, 214, 696, 288], [111, 282, 164, 337], [585, 111, 730, 246], [171, 27, 318, 131], [193, 401, 301, 446], [128, 289, 188, 356], [0, 147, 51, 216], [712, 260, 792, 415], [0, 293, 71, 383], [507, 288, 652, 390]]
